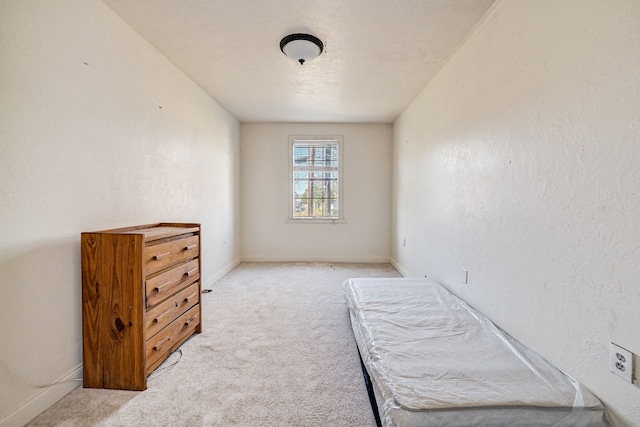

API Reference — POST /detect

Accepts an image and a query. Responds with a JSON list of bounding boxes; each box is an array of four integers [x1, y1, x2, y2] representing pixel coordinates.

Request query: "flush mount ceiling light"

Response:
[[280, 33, 324, 65]]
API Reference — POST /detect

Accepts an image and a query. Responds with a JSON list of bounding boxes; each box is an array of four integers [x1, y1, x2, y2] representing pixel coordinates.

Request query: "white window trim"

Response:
[[287, 135, 345, 223]]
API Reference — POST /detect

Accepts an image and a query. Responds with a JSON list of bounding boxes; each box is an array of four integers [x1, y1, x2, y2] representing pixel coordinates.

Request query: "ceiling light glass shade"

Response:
[[280, 33, 324, 65]]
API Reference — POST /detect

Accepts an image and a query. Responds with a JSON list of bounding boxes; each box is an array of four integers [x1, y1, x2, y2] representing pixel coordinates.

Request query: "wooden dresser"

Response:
[[81, 223, 202, 390]]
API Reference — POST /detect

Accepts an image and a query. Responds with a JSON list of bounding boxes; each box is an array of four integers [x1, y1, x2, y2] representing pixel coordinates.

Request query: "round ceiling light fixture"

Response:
[[280, 33, 324, 65]]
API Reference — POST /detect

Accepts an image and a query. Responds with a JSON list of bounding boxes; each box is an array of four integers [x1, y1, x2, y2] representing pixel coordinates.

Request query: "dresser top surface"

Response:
[[83, 223, 200, 242]]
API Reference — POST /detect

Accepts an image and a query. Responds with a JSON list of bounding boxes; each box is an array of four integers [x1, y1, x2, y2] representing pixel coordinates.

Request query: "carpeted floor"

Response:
[[28, 262, 400, 426]]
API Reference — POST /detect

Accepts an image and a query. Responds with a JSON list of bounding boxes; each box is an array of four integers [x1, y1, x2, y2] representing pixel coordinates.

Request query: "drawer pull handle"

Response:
[[184, 244, 197, 251], [153, 336, 171, 351], [183, 292, 198, 304], [184, 316, 196, 327], [154, 281, 172, 293], [153, 309, 171, 324], [184, 268, 198, 277], [153, 252, 170, 261]]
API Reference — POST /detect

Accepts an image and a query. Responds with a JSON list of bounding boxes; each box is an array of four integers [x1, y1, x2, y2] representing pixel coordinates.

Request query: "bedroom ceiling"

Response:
[[101, 0, 496, 123]]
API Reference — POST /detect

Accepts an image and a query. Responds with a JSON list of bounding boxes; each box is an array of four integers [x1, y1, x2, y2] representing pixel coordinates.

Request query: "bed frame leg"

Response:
[[358, 349, 382, 427]]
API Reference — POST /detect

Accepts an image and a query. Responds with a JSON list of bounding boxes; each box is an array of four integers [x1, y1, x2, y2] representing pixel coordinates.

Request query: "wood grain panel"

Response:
[[81, 233, 103, 388]]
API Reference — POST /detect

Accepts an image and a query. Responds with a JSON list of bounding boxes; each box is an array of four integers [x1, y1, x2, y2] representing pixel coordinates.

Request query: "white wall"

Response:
[[0, 0, 241, 425], [242, 123, 392, 262], [392, 0, 640, 425]]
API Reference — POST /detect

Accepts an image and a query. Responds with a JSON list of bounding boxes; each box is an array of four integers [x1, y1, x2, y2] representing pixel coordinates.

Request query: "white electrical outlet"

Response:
[[610, 343, 633, 383], [462, 269, 468, 284]]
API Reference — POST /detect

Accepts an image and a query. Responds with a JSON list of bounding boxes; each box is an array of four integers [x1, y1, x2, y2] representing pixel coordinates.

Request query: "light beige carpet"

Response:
[[28, 262, 400, 426]]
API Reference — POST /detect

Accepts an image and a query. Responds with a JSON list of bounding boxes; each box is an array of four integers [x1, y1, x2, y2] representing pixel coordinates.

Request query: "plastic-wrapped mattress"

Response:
[[342, 278, 610, 427]]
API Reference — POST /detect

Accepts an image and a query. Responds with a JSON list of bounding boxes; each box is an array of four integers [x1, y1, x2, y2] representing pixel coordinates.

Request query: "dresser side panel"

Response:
[[81, 233, 104, 388], [98, 234, 146, 390]]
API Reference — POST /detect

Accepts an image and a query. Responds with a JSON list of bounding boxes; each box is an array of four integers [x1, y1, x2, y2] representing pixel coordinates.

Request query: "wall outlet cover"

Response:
[[610, 343, 633, 383]]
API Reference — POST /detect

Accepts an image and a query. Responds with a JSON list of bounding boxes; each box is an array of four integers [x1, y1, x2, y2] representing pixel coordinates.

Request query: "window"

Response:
[[290, 136, 342, 220]]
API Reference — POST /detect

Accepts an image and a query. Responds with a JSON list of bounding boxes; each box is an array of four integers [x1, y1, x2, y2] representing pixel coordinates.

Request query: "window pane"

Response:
[[293, 171, 309, 216], [293, 172, 338, 218], [293, 144, 338, 168], [294, 146, 310, 166]]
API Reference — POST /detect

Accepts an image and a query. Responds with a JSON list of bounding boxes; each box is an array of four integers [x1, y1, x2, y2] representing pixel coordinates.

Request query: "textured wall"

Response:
[[241, 123, 392, 262], [0, 0, 240, 424], [392, 0, 640, 425]]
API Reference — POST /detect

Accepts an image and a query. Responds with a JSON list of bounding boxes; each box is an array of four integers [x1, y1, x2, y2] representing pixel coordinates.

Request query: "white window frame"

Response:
[[287, 136, 345, 223]]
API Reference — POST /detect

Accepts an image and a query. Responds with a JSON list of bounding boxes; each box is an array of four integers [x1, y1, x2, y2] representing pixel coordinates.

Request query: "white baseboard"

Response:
[[202, 257, 242, 289], [241, 255, 392, 263], [0, 364, 82, 427], [389, 257, 410, 277]]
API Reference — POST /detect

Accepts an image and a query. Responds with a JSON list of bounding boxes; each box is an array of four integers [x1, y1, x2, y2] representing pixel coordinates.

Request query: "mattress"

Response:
[[342, 278, 610, 427]]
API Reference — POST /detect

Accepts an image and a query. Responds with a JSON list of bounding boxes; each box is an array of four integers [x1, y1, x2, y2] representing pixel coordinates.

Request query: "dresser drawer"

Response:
[[144, 235, 199, 276], [145, 258, 199, 308], [146, 282, 200, 339], [146, 305, 200, 373]]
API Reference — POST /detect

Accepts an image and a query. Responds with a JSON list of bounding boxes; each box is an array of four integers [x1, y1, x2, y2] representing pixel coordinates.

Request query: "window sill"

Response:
[[285, 218, 347, 224]]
